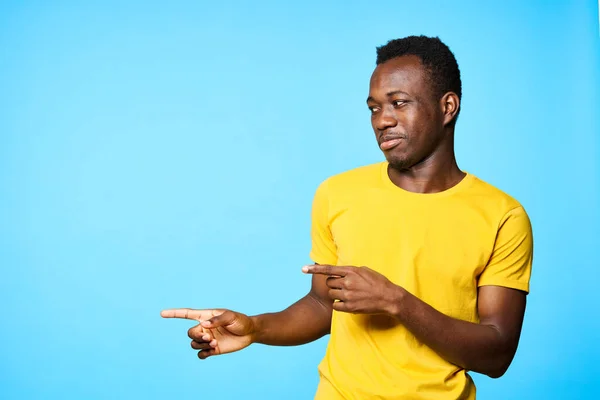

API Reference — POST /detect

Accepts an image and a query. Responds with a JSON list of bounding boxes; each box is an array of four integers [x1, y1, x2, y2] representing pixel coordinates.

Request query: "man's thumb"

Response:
[[201, 311, 235, 329]]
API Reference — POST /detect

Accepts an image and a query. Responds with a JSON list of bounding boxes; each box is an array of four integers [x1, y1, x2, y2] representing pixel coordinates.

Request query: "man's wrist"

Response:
[[249, 314, 264, 344], [384, 283, 408, 320]]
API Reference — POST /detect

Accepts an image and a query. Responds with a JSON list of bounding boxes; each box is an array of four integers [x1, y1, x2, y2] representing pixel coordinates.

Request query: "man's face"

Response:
[[367, 55, 445, 170]]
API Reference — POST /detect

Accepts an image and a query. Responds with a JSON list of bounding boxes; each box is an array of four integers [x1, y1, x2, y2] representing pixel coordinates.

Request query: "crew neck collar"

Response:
[[379, 161, 474, 198]]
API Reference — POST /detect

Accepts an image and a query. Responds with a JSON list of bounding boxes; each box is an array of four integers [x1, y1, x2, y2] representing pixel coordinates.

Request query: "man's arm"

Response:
[[251, 272, 334, 346], [390, 284, 526, 378], [303, 264, 527, 378], [162, 271, 334, 359]]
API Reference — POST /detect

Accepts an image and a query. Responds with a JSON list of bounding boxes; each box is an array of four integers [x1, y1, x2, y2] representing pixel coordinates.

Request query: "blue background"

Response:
[[1, 1, 599, 399]]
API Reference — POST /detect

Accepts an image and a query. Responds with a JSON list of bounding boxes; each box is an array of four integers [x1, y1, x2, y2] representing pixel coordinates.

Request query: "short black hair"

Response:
[[376, 35, 462, 119]]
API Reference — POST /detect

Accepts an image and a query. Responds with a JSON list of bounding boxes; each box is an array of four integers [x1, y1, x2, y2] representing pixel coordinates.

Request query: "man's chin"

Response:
[[386, 155, 412, 171]]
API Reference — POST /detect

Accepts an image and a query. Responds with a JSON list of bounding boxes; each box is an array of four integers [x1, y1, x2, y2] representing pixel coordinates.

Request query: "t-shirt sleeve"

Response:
[[478, 206, 533, 293], [308, 179, 338, 265]]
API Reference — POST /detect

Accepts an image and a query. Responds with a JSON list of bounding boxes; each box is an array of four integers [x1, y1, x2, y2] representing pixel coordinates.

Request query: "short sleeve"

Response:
[[308, 179, 338, 265], [478, 206, 533, 293]]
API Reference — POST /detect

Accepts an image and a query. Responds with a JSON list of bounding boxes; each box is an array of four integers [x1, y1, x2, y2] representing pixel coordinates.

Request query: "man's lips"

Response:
[[379, 136, 406, 151]]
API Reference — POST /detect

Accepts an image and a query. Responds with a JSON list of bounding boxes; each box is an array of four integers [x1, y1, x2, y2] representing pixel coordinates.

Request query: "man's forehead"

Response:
[[370, 55, 425, 90]]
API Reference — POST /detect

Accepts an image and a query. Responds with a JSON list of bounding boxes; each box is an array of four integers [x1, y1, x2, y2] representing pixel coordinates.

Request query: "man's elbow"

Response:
[[482, 353, 515, 379], [485, 365, 508, 379]]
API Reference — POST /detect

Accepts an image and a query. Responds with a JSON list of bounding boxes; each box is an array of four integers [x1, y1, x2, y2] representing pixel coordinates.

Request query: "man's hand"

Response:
[[161, 308, 256, 359], [302, 264, 401, 315]]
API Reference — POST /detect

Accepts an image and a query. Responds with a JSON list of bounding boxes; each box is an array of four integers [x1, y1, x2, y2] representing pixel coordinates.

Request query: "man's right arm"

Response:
[[251, 272, 333, 346], [162, 272, 333, 359]]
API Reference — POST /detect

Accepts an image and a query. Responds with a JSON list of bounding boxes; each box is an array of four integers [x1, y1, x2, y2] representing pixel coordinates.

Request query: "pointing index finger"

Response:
[[160, 308, 213, 321], [302, 264, 349, 277]]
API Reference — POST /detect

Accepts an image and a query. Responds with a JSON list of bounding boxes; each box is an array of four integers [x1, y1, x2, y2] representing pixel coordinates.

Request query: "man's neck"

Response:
[[387, 154, 465, 194]]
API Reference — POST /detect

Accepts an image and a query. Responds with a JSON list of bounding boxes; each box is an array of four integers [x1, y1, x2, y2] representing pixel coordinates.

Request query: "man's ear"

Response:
[[441, 92, 460, 126]]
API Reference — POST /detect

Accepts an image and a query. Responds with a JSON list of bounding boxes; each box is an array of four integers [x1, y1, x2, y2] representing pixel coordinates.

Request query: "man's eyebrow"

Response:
[[366, 90, 411, 104], [387, 90, 410, 97]]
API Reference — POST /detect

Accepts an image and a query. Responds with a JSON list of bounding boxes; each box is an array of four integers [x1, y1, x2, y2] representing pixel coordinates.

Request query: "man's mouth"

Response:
[[379, 136, 405, 151]]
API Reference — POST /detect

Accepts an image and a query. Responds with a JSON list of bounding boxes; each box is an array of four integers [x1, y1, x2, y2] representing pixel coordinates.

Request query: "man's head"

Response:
[[367, 36, 462, 171]]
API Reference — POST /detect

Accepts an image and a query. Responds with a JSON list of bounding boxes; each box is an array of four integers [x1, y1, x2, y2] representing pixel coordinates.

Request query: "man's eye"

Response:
[[368, 106, 380, 113], [393, 100, 407, 107]]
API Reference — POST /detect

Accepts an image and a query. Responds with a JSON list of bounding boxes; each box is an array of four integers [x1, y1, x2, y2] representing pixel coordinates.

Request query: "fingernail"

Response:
[[302, 266, 310, 273], [201, 321, 211, 327]]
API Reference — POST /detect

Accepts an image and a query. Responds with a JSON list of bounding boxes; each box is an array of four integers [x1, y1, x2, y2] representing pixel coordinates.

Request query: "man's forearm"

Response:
[[251, 293, 332, 346], [389, 287, 516, 378]]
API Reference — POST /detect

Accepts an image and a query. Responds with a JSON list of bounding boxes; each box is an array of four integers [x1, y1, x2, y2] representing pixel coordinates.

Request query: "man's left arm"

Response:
[[303, 206, 533, 378], [390, 284, 526, 378]]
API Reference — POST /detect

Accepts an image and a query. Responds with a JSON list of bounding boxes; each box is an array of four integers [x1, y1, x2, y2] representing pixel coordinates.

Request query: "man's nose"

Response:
[[374, 107, 398, 131]]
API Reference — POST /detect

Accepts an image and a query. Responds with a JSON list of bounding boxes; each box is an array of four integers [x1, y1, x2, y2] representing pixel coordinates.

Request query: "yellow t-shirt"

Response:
[[309, 162, 533, 400]]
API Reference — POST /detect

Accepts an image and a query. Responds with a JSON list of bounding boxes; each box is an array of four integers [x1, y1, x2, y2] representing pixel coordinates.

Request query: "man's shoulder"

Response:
[[467, 174, 526, 214]]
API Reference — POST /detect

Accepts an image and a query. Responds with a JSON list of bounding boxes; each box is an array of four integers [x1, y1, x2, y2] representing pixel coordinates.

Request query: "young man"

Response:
[[162, 35, 533, 399]]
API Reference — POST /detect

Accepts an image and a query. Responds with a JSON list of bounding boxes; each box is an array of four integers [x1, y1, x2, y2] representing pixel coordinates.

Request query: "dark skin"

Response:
[[161, 55, 527, 378]]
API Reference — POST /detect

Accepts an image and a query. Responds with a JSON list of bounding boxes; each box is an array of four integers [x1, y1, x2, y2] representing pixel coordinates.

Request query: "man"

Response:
[[162, 35, 533, 399]]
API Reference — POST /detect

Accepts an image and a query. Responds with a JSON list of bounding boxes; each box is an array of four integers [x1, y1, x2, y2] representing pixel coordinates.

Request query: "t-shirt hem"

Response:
[[309, 251, 337, 266], [478, 279, 529, 293]]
